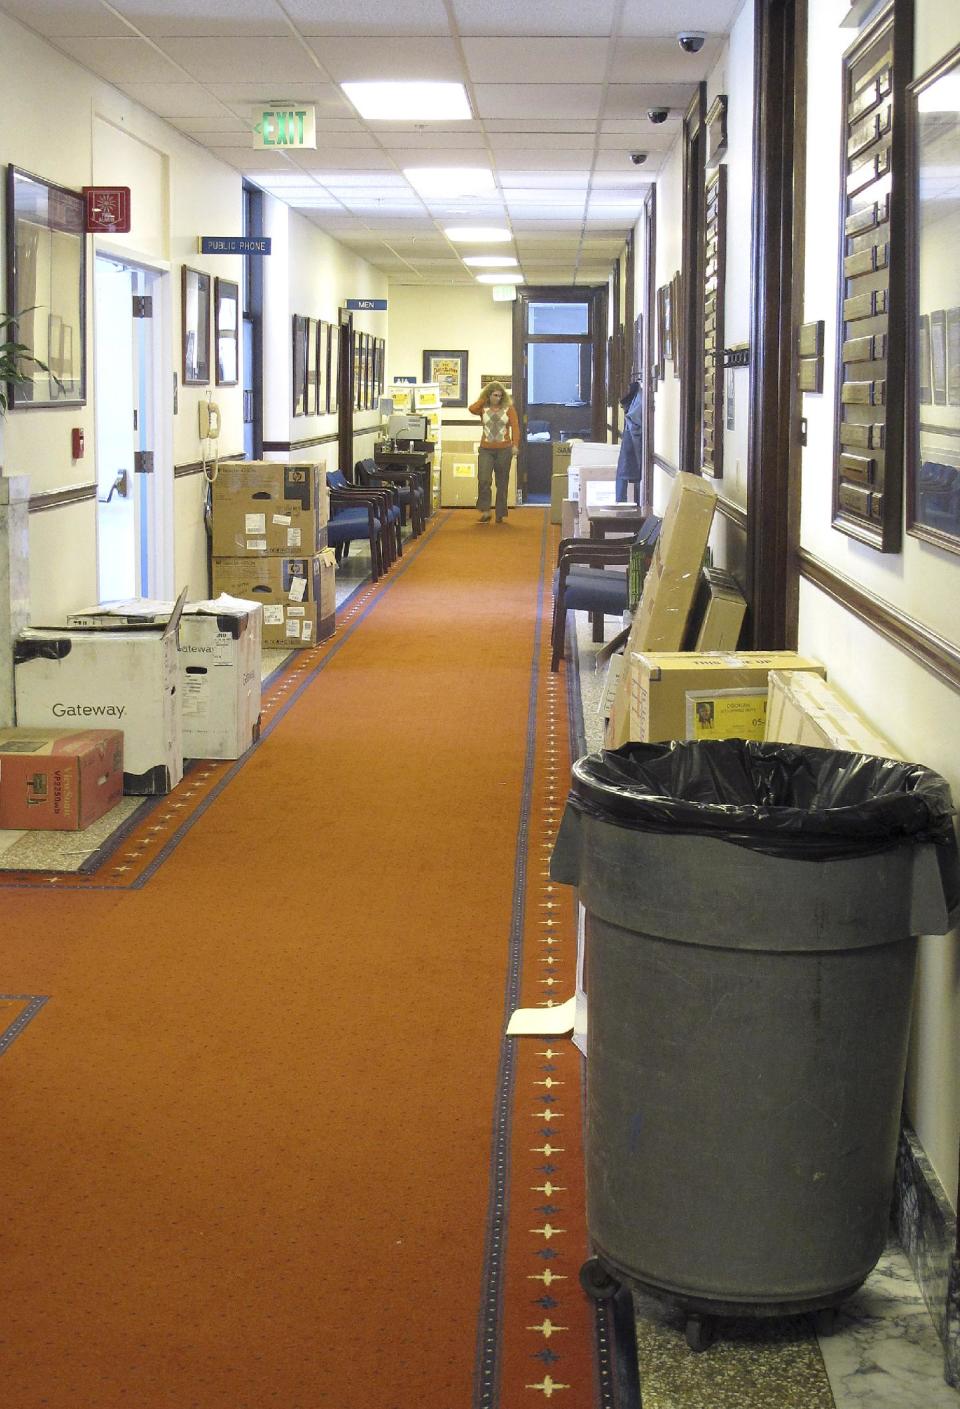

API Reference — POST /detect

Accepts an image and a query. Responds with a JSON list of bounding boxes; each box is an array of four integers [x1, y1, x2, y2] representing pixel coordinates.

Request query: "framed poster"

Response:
[[4, 165, 86, 407], [306, 317, 318, 415], [422, 348, 468, 407], [918, 314, 932, 404], [292, 315, 308, 416], [930, 309, 947, 405], [353, 332, 363, 410], [182, 266, 211, 386], [317, 321, 328, 416], [214, 278, 239, 387], [327, 321, 339, 414]]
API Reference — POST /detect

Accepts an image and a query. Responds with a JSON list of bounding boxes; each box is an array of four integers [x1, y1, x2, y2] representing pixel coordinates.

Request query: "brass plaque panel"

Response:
[[841, 379, 885, 405], [839, 482, 874, 515], [839, 420, 885, 449], [839, 453, 876, 483]]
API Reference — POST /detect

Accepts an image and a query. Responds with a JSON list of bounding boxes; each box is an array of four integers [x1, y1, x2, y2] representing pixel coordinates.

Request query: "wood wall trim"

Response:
[[263, 427, 378, 454], [174, 453, 245, 479], [653, 453, 680, 478], [716, 496, 749, 533], [28, 482, 96, 513], [798, 548, 960, 693]]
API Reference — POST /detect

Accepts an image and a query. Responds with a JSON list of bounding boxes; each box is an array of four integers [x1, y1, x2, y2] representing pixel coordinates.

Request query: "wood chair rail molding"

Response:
[[798, 546, 960, 694]]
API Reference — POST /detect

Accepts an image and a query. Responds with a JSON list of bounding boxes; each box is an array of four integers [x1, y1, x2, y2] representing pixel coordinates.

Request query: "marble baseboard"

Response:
[[893, 1119, 959, 1387]]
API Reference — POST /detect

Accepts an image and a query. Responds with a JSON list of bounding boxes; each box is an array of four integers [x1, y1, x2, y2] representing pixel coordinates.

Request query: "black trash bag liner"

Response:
[[569, 739, 960, 890]]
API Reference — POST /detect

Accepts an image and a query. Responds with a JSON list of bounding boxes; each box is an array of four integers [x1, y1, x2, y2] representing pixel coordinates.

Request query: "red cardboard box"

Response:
[[0, 727, 123, 830]]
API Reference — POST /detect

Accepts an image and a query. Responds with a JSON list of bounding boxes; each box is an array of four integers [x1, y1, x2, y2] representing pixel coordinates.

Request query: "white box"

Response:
[[66, 595, 264, 761], [15, 626, 183, 794]]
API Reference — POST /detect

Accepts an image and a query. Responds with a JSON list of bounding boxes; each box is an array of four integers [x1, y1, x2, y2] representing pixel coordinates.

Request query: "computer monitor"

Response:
[[387, 412, 428, 441]]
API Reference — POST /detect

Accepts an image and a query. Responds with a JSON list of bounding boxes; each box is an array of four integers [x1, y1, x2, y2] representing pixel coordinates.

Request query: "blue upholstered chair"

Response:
[[326, 470, 388, 582], [355, 458, 424, 536]]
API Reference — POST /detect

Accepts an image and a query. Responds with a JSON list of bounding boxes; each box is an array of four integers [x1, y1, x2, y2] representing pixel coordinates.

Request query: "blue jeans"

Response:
[[478, 446, 512, 519]]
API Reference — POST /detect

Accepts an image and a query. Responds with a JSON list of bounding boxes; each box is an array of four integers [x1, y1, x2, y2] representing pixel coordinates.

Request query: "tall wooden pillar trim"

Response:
[[746, 0, 808, 649]]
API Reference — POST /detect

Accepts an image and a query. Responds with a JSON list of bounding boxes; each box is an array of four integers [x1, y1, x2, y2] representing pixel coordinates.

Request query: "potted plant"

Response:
[[0, 309, 56, 472]]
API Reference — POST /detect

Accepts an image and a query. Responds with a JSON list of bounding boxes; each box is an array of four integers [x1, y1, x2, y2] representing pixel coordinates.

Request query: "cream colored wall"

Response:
[[387, 284, 513, 443], [802, 0, 960, 1204], [652, 140, 683, 475]]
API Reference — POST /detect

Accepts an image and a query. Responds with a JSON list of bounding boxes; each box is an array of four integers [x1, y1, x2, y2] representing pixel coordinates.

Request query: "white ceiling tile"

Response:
[[306, 37, 462, 82], [288, 0, 451, 36], [620, 0, 741, 37], [160, 37, 325, 83], [462, 38, 608, 84], [500, 173, 590, 189], [603, 84, 696, 118], [609, 36, 723, 82], [54, 36, 187, 83], [473, 85, 603, 120], [208, 83, 353, 117], [493, 151, 598, 171], [112, 0, 290, 37], [380, 134, 488, 152], [0, 0, 131, 36], [452, 0, 618, 37], [116, 84, 232, 118], [483, 119, 597, 134], [186, 130, 252, 149], [488, 132, 597, 151], [286, 150, 397, 170], [170, 115, 249, 134]]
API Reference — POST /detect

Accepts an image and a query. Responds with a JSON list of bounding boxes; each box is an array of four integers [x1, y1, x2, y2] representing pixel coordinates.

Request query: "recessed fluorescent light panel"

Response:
[[444, 226, 512, 243], [475, 272, 523, 284], [463, 255, 519, 268], [404, 168, 494, 198], [341, 82, 472, 121]]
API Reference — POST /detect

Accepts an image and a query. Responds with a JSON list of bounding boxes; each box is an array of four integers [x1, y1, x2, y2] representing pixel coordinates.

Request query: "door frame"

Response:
[[512, 285, 609, 490], [93, 248, 173, 599]]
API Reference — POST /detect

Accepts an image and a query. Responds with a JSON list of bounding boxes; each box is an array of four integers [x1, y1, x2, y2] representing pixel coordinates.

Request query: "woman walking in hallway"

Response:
[[469, 381, 519, 523]]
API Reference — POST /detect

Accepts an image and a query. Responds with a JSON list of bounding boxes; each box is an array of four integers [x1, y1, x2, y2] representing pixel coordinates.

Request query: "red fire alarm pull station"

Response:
[[71, 428, 84, 460], [82, 187, 131, 234]]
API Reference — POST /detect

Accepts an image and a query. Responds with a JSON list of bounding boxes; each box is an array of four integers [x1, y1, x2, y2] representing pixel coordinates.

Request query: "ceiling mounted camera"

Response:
[[630, 152, 648, 165], [647, 108, 669, 124], [678, 32, 706, 53]]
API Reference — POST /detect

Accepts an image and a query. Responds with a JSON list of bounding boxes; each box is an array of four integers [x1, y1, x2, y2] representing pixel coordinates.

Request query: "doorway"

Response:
[[94, 257, 171, 601], [513, 286, 608, 501]]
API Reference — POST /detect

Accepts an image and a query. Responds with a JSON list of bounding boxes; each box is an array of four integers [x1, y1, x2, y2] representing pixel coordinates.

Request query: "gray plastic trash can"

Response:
[[550, 739, 959, 1334]]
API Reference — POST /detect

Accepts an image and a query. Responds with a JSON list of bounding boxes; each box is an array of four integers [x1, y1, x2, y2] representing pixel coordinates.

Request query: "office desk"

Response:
[[587, 510, 647, 542]]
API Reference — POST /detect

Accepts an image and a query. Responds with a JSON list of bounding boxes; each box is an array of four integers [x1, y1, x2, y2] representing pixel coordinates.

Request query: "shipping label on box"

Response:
[[684, 689, 769, 741], [0, 726, 123, 830]]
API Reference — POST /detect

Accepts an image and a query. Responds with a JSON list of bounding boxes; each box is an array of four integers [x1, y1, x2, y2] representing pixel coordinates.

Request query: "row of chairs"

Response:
[[325, 459, 427, 583]]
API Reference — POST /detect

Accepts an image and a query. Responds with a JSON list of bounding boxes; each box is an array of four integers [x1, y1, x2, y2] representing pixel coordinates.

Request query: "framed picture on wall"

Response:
[[214, 278, 239, 387], [5, 165, 86, 408], [422, 349, 468, 407], [354, 333, 364, 410], [182, 266, 211, 385], [306, 317, 318, 415], [918, 314, 932, 404], [317, 321, 328, 416], [292, 315, 308, 417], [327, 322, 339, 414], [930, 309, 947, 405]]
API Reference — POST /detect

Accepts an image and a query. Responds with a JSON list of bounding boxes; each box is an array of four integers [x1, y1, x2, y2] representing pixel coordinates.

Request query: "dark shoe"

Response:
[[479, 511, 491, 523]]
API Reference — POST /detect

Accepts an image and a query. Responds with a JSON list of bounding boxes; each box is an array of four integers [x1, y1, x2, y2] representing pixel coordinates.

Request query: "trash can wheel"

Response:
[[684, 1314, 714, 1352], [579, 1256, 619, 1301]]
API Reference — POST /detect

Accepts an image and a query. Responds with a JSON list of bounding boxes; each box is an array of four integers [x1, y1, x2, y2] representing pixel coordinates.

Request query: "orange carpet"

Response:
[[0, 510, 611, 1408]]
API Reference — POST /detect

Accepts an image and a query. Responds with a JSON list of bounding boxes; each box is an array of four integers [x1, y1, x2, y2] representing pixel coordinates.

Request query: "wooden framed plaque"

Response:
[[701, 165, 727, 477]]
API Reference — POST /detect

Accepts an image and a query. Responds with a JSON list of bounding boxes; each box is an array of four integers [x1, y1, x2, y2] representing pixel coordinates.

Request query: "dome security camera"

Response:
[[678, 32, 706, 53], [630, 152, 648, 165], [647, 107, 669, 124]]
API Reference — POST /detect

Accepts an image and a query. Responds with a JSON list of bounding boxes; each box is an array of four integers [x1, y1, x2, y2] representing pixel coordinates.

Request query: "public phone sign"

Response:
[[253, 104, 316, 150]]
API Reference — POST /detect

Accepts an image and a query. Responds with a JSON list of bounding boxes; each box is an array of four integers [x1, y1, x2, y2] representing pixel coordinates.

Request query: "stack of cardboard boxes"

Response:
[[211, 461, 335, 650]]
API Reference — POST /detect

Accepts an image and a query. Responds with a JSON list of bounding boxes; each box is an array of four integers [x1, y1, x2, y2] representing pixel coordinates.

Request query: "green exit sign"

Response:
[[253, 104, 316, 150]]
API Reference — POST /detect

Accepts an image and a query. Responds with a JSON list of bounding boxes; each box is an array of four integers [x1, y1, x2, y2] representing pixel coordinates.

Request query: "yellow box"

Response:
[[765, 670, 903, 758]]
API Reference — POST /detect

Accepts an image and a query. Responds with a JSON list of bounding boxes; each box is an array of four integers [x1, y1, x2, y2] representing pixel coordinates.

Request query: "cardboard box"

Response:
[[765, 670, 903, 758], [0, 727, 123, 830], [441, 441, 479, 507], [625, 651, 826, 745], [627, 473, 717, 653], [561, 498, 578, 539], [690, 567, 747, 651], [213, 551, 335, 650], [550, 472, 567, 524], [15, 627, 183, 795], [68, 596, 264, 761], [212, 461, 329, 558]]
